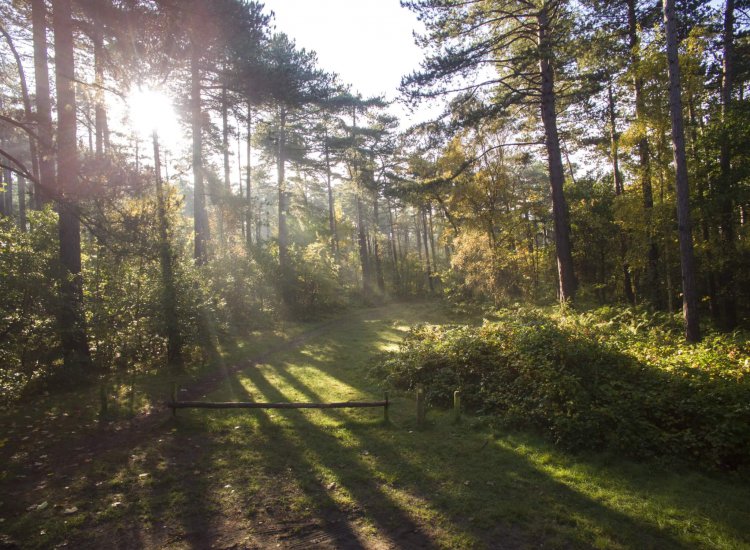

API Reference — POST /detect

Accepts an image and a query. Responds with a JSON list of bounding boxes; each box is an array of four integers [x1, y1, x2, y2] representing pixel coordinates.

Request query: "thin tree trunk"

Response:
[[608, 81, 635, 304], [4, 170, 12, 215], [387, 197, 400, 290], [373, 191, 385, 293], [627, 0, 659, 307], [246, 101, 253, 248], [663, 0, 700, 342], [32, 0, 54, 207], [324, 127, 338, 257], [18, 175, 26, 232], [717, 0, 736, 330], [421, 208, 433, 292], [277, 107, 291, 301], [428, 203, 437, 268], [0, 22, 40, 199], [219, 84, 229, 247], [93, 28, 106, 158], [54, 0, 93, 373], [538, 4, 576, 304], [191, 39, 209, 264], [153, 131, 182, 368], [357, 194, 371, 297]]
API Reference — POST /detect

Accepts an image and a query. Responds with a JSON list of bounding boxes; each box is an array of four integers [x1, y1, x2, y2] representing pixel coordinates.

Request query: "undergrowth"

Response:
[[372, 306, 750, 469]]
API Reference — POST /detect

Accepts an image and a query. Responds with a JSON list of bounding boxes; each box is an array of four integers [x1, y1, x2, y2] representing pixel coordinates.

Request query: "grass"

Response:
[[1, 301, 749, 548]]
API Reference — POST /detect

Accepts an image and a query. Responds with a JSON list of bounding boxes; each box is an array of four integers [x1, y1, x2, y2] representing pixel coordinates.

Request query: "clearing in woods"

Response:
[[1, 302, 749, 549]]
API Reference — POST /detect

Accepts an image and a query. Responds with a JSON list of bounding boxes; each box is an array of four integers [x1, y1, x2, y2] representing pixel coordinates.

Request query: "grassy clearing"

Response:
[[1, 302, 749, 549]]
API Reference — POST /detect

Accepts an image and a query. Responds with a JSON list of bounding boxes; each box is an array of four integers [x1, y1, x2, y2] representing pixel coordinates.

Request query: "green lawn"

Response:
[[1, 302, 748, 548]]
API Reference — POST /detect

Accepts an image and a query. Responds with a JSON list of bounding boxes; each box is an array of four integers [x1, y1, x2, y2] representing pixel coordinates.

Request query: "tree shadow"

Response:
[[236, 362, 698, 549]]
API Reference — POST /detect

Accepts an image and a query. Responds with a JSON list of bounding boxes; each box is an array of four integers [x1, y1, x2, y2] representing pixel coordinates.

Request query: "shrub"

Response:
[[372, 307, 750, 469]]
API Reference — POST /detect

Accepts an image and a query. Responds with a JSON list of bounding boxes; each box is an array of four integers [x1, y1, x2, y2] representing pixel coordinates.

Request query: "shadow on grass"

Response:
[[236, 358, 698, 549]]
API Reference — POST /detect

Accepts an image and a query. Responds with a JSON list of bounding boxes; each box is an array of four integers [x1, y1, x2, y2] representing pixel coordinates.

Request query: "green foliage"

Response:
[[0, 210, 60, 403], [373, 306, 750, 469]]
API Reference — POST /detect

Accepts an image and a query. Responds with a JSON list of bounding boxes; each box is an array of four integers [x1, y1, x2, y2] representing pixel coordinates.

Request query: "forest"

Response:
[[1, 0, 749, 548]]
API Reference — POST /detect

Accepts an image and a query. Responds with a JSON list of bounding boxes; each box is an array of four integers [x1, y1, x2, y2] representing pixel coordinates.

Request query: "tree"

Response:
[[402, 0, 578, 303], [53, 0, 94, 374], [662, 0, 700, 342]]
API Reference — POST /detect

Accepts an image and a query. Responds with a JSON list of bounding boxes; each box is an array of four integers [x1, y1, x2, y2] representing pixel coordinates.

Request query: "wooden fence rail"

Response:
[[168, 386, 389, 421]]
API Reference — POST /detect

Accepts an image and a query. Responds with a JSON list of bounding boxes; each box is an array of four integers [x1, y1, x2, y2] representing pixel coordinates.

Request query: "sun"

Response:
[[127, 87, 179, 142]]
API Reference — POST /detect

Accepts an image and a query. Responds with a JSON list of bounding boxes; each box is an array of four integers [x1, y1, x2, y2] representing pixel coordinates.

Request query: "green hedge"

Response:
[[372, 308, 750, 469]]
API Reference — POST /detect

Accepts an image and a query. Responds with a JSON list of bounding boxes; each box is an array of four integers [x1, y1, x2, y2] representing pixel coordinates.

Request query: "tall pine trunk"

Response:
[[538, 4, 576, 304], [153, 132, 182, 368], [627, 0, 660, 307], [717, 0, 736, 330], [246, 101, 253, 248], [608, 81, 635, 304], [54, 0, 93, 374], [191, 39, 209, 264], [663, 0, 700, 342], [32, 0, 54, 207]]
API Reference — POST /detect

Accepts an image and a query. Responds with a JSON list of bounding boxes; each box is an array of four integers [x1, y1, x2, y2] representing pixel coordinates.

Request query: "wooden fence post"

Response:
[[384, 391, 390, 423], [416, 384, 426, 429], [99, 382, 108, 418], [453, 390, 461, 424]]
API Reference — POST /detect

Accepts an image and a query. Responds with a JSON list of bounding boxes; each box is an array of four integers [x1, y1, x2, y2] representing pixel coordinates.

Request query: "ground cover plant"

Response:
[[373, 306, 750, 470], [1, 303, 748, 549]]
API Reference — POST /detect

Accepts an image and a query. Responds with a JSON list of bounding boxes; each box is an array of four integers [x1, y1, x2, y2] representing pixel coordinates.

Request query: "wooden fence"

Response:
[[168, 385, 390, 422]]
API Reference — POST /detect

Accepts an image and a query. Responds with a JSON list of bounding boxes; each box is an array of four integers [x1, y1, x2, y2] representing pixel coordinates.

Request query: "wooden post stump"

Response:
[[416, 384, 426, 429]]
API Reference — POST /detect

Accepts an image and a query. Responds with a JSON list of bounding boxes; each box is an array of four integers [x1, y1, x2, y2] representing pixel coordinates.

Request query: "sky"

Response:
[[262, 0, 439, 125]]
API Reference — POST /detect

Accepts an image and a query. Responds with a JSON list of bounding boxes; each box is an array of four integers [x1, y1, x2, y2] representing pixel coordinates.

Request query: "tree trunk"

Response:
[[716, 0, 736, 330], [18, 175, 26, 232], [663, 0, 700, 342], [626, 0, 659, 307], [277, 107, 291, 300], [387, 198, 400, 291], [608, 81, 635, 304], [0, 21, 40, 200], [191, 39, 209, 264], [246, 101, 253, 248], [53, 0, 93, 374], [93, 28, 107, 158], [221, 84, 231, 245], [153, 132, 182, 368], [538, 5, 576, 304], [3, 170, 12, 215], [421, 207, 434, 292], [373, 191, 385, 294], [324, 127, 338, 257], [32, 0, 54, 207], [357, 194, 371, 297]]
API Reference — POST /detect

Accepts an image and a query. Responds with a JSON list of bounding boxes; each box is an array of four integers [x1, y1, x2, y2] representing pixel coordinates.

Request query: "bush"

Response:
[[372, 307, 750, 469]]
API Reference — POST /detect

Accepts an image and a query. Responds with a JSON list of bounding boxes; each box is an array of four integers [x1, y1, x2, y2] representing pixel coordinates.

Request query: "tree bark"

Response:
[[246, 101, 253, 248], [538, 5, 576, 304], [191, 39, 209, 264], [608, 81, 635, 304], [663, 0, 700, 342], [373, 191, 385, 294], [421, 206, 434, 292], [93, 27, 107, 158], [717, 0, 736, 330], [153, 132, 182, 368], [54, 0, 93, 373], [626, 0, 660, 307], [18, 175, 26, 232], [324, 126, 338, 257], [0, 21, 40, 200], [32, 0, 54, 208], [277, 107, 291, 301]]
